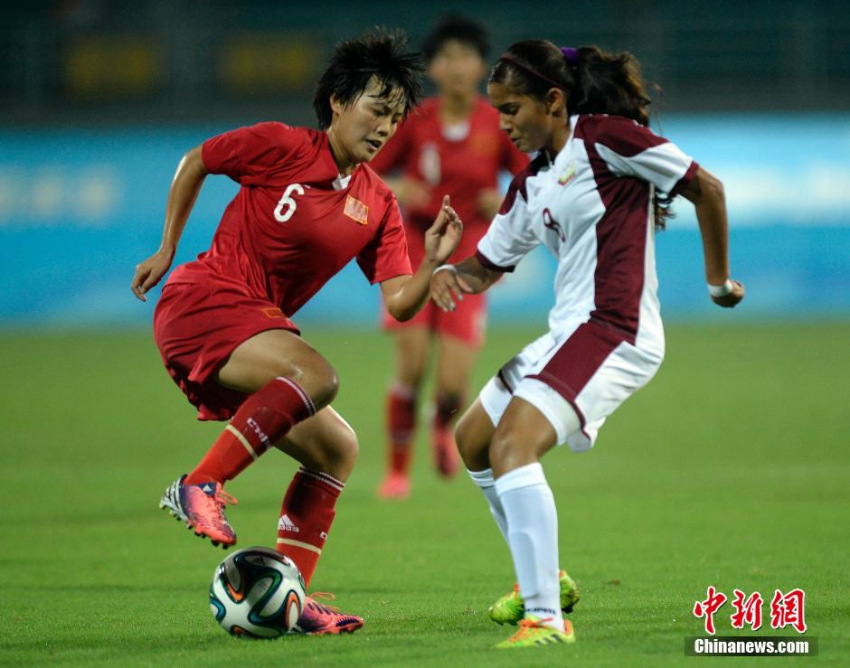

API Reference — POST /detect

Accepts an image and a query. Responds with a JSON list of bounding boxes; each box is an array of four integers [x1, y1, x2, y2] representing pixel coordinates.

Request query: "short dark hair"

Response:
[[313, 29, 424, 129], [422, 14, 490, 61]]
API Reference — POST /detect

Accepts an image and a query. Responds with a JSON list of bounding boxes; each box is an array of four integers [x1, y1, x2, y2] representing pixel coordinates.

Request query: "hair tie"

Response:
[[560, 47, 578, 67]]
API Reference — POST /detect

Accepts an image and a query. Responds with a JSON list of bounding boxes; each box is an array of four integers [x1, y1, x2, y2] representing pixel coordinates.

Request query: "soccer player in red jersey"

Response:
[[130, 31, 462, 636], [370, 16, 528, 498]]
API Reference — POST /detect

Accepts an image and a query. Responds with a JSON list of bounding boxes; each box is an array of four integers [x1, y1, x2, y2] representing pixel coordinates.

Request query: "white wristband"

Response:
[[433, 264, 457, 277], [708, 279, 734, 298]]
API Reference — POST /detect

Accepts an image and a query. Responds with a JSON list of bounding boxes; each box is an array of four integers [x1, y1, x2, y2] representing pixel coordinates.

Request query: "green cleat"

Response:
[[496, 616, 576, 649], [489, 570, 580, 625]]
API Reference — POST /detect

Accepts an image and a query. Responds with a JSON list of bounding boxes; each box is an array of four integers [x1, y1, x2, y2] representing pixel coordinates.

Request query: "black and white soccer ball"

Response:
[[209, 546, 306, 638]]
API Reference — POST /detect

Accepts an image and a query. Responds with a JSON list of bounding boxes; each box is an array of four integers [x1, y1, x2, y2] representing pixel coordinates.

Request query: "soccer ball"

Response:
[[209, 546, 306, 638]]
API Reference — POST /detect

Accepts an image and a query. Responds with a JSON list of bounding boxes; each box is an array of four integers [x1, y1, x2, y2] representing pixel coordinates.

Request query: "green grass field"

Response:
[[1, 322, 848, 667]]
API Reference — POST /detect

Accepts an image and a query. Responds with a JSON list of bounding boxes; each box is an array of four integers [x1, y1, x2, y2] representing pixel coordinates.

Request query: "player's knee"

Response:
[[336, 425, 359, 467], [321, 421, 359, 479], [395, 338, 428, 388], [454, 412, 473, 455], [313, 364, 340, 408], [488, 426, 525, 474], [437, 389, 463, 410], [281, 353, 339, 409], [397, 362, 426, 389], [436, 366, 470, 398], [455, 411, 488, 470]]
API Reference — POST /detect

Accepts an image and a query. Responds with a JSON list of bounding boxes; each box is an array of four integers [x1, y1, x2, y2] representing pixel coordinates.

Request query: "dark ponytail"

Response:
[[569, 46, 651, 126], [490, 40, 672, 227], [569, 46, 672, 225], [490, 40, 652, 124]]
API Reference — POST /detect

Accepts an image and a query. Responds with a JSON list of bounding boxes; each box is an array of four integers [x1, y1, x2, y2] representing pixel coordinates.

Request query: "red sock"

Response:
[[185, 376, 316, 485], [386, 384, 417, 476], [434, 391, 462, 433], [276, 467, 344, 587]]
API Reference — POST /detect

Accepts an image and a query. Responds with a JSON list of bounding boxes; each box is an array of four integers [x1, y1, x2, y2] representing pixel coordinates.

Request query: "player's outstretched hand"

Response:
[[425, 195, 463, 266], [131, 248, 174, 302], [431, 265, 472, 313], [711, 279, 745, 308]]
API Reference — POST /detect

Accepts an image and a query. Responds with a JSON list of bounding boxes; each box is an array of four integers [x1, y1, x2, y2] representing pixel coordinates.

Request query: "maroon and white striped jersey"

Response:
[[477, 114, 698, 356]]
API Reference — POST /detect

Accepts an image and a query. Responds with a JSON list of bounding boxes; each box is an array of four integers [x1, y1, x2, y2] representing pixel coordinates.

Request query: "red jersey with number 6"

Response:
[[165, 122, 412, 317]]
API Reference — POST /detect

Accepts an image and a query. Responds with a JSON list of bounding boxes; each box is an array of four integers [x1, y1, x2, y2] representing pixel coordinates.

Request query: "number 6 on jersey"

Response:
[[274, 183, 305, 222]]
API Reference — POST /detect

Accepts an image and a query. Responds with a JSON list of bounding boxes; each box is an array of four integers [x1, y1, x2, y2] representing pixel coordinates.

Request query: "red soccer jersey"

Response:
[[370, 96, 528, 258], [165, 122, 411, 317]]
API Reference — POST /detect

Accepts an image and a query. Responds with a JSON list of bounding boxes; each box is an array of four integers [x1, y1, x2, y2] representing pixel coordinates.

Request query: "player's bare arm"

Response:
[[380, 195, 463, 321], [430, 255, 500, 313], [680, 167, 745, 308], [131, 146, 208, 301]]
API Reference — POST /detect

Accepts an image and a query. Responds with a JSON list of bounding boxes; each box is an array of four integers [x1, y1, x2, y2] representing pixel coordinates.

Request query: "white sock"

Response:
[[467, 468, 509, 545], [495, 462, 562, 630]]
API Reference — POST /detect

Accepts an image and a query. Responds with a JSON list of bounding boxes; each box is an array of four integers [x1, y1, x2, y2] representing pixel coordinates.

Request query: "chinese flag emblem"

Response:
[[344, 195, 369, 225]]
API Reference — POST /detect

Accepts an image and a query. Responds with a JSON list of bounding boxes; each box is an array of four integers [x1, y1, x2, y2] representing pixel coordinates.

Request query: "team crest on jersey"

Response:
[[344, 195, 369, 225], [558, 160, 577, 186], [261, 307, 285, 319]]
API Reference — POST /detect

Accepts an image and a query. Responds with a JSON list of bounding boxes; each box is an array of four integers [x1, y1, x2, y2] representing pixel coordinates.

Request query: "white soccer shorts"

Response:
[[479, 321, 663, 451]]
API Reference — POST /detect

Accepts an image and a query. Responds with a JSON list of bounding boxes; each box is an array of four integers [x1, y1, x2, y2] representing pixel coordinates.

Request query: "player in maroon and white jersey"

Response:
[[431, 40, 745, 648], [130, 31, 462, 636], [370, 16, 528, 498]]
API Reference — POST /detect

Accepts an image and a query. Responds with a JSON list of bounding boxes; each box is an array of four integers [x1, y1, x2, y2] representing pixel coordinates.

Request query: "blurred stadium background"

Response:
[[2, 0, 849, 329]]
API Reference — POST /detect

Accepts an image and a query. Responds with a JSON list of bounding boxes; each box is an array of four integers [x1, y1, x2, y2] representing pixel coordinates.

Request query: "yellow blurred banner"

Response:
[[220, 33, 321, 93], [64, 35, 161, 98]]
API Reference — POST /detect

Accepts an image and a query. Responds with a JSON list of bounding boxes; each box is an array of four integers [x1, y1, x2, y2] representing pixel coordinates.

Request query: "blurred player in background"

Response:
[[431, 40, 745, 648], [131, 30, 462, 635], [371, 15, 528, 499]]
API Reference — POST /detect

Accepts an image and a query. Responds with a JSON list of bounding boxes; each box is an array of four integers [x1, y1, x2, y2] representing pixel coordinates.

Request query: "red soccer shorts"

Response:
[[384, 221, 488, 347], [381, 292, 487, 348], [153, 281, 299, 421]]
